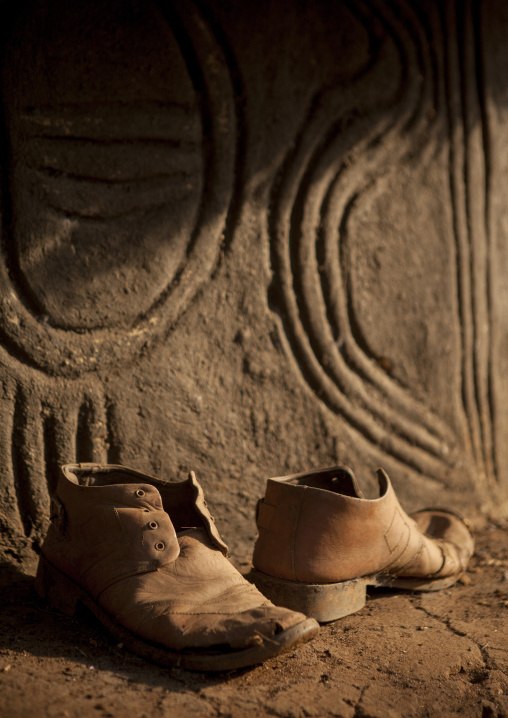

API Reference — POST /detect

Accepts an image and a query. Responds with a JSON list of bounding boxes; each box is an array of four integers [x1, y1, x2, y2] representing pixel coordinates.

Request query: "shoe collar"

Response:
[[60, 463, 228, 556]]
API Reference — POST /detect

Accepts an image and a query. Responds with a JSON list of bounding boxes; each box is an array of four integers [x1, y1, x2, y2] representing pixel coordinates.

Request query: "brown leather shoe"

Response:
[[251, 466, 474, 622], [35, 464, 319, 671]]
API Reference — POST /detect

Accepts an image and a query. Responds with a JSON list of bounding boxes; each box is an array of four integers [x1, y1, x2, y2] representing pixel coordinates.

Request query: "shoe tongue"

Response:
[[186, 471, 229, 557]]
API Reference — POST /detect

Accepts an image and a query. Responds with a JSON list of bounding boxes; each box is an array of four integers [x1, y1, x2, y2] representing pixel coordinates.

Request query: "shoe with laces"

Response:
[[35, 463, 319, 671]]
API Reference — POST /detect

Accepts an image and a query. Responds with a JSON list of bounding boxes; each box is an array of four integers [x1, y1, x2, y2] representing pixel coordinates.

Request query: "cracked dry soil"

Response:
[[1, 523, 507, 718]]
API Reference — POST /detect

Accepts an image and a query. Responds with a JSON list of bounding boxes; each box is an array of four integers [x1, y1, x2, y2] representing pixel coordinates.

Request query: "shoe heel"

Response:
[[35, 556, 83, 616], [250, 569, 368, 623]]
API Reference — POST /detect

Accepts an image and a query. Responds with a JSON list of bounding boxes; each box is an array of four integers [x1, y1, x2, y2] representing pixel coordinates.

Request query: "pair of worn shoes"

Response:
[[35, 463, 474, 672]]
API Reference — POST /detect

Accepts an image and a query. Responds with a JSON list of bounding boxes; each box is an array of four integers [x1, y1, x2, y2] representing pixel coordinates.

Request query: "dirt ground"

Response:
[[0, 522, 507, 718]]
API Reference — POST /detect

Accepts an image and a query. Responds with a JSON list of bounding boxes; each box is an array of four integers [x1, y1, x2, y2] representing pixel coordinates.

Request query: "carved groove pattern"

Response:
[[0, 0, 236, 376], [443, 0, 495, 484], [0, 0, 242, 555], [1, 378, 121, 544], [270, 0, 494, 483]]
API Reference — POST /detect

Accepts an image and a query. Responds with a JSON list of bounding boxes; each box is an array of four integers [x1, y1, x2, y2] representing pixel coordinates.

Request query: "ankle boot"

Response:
[[251, 466, 474, 622], [35, 463, 319, 671]]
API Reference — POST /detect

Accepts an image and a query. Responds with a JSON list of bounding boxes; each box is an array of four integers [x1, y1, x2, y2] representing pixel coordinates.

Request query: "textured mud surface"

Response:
[[1, 2, 508, 712], [3, 0, 508, 573], [1, 523, 507, 718]]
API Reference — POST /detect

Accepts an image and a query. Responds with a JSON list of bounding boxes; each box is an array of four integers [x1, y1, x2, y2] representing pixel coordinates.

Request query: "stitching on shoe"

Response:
[[101, 583, 258, 610], [146, 586, 258, 608], [113, 601, 275, 616], [113, 506, 130, 546], [381, 511, 415, 573], [389, 536, 425, 574], [423, 540, 448, 577], [384, 508, 406, 553]]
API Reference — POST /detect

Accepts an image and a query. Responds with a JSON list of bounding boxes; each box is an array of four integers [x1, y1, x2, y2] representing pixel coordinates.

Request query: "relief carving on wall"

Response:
[[269, 0, 497, 491], [0, 0, 236, 554], [0, 0, 504, 564]]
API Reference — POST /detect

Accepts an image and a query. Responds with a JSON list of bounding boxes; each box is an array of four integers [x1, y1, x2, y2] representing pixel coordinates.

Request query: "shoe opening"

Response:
[[287, 466, 365, 498], [61, 463, 210, 533]]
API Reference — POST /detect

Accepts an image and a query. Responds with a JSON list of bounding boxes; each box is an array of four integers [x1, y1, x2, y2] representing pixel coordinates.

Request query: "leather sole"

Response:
[[250, 568, 461, 623], [34, 555, 320, 672]]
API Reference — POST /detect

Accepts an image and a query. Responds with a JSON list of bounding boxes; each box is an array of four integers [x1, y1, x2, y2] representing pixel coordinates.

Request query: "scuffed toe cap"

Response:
[[176, 604, 310, 651], [99, 528, 311, 652], [102, 586, 309, 651]]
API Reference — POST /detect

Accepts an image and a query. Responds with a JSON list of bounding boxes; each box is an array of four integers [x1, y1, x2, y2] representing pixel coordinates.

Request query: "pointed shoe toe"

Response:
[[251, 466, 475, 623], [35, 463, 319, 671]]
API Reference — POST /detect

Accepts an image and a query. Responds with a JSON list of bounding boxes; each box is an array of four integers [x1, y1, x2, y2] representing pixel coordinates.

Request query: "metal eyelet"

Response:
[[154, 541, 165, 551], [148, 521, 158, 530], [135, 489, 145, 498]]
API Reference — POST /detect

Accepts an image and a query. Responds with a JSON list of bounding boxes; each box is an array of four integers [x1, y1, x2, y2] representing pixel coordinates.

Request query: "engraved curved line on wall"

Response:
[[187, 0, 248, 273], [42, 408, 76, 496], [331, 0, 439, 369], [443, 0, 482, 475], [294, 2, 454, 471], [270, 0, 455, 479], [0, 0, 236, 376], [317, 2, 448, 426], [340, 0, 441, 352], [76, 393, 107, 465], [472, 0, 496, 483], [0, 387, 26, 541], [466, 0, 495, 483], [11, 385, 49, 537], [275, 4, 427, 446], [443, 0, 495, 484], [2, 370, 122, 545]]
